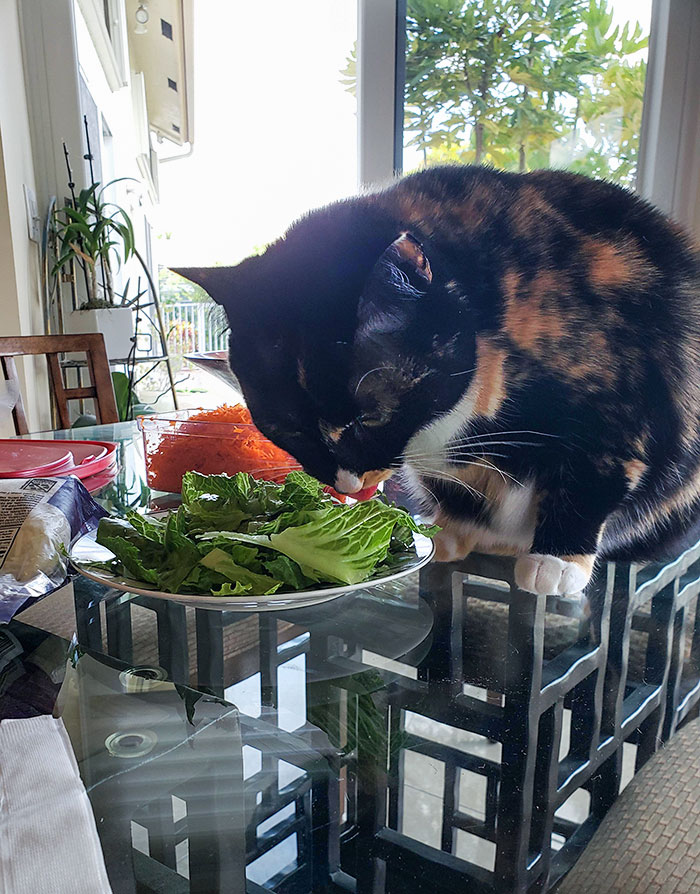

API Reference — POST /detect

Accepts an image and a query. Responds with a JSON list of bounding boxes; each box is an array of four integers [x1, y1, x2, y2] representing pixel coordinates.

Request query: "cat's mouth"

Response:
[[334, 468, 394, 497]]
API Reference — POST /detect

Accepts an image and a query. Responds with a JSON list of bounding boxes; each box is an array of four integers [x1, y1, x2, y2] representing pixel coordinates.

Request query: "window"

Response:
[[401, 0, 652, 188]]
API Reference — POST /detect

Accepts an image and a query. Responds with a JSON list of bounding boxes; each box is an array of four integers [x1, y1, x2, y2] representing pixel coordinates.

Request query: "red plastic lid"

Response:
[[0, 442, 73, 477], [80, 459, 119, 493], [0, 439, 117, 481]]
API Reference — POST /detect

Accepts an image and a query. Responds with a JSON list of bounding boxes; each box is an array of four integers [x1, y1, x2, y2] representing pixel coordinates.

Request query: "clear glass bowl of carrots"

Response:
[[138, 405, 301, 494]]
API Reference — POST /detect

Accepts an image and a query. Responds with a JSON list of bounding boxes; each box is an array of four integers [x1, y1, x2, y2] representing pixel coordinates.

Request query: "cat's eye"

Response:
[[357, 413, 386, 428]]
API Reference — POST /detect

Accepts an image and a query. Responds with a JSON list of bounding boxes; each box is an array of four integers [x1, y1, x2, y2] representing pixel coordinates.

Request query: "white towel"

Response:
[[0, 715, 112, 893]]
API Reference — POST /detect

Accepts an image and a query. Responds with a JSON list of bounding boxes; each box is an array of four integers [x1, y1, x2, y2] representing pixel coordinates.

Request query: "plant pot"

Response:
[[67, 307, 134, 360]]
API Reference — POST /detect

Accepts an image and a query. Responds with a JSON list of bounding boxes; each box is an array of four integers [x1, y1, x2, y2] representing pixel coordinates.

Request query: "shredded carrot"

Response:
[[143, 404, 300, 493]]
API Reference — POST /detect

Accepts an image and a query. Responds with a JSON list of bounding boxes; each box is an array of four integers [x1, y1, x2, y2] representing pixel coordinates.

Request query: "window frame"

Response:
[[356, 0, 405, 188], [636, 0, 700, 232], [75, 0, 128, 92]]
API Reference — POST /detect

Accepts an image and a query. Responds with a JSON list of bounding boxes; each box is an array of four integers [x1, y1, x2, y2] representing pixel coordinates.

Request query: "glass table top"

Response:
[[4, 421, 700, 893]]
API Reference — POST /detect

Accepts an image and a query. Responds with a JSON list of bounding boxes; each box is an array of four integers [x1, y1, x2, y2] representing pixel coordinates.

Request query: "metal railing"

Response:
[[160, 302, 229, 357]]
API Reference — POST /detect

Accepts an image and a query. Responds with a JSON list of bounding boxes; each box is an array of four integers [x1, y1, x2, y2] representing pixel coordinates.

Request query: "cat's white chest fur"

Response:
[[488, 481, 537, 545], [406, 462, 537, 556], [403, 396, 538, 555]]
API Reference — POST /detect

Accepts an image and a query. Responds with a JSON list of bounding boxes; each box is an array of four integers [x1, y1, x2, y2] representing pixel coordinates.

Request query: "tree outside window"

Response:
[[399, 0, 649, 187]]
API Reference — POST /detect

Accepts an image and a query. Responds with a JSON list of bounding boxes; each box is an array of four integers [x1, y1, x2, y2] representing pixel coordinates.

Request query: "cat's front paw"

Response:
[[514, 554, 593, 596]]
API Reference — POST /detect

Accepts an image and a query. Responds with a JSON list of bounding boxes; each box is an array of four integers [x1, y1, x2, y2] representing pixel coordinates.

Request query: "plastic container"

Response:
[[138, 408, 300, 494], [0, 440, 118, 483]]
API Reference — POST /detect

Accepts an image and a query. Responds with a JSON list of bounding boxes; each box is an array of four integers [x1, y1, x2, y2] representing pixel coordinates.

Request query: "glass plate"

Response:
[[69, 522, 435, 611]]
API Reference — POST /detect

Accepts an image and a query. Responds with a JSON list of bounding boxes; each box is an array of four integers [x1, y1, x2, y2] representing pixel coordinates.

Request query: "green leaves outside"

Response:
[[343, 0, 649, 186]]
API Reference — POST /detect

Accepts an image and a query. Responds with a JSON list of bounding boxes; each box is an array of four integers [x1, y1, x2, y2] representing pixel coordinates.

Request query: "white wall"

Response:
[[0, 0, 51, 434]]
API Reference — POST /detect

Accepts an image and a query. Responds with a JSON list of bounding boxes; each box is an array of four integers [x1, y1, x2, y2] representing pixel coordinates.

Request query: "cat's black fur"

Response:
[[176, 165, 700, 595]]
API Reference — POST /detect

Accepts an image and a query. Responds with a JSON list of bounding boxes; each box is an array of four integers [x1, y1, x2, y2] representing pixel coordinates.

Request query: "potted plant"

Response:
[[53, 175, 137, 359]]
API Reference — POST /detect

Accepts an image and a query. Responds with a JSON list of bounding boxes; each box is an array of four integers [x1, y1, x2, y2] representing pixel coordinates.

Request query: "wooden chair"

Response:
[[0, 334, 119, 435]]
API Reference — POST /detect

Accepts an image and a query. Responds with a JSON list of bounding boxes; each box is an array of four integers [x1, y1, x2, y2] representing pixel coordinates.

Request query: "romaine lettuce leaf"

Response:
[[182, 470, 285, 517], [278, 470, 329, 509], [126, 510, 166, 543], [199, 548, 282, 594], [96, 515, 201, 592], [262, 555, 315, 590], [212, 581, 249, 596], [247, 507, 334, 536], [214, 500, 405, 585], [96, 517, 163, 583]]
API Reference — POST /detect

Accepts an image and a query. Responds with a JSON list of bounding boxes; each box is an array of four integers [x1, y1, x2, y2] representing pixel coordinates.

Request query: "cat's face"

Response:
[[175, 209, 473, 493]]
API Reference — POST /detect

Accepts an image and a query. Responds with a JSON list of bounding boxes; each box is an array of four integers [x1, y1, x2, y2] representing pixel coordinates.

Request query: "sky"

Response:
[[154, 0, 652, 269]]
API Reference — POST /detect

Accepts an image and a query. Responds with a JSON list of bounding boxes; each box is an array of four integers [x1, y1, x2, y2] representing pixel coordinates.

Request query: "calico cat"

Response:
[[176, 165, 700, 596]]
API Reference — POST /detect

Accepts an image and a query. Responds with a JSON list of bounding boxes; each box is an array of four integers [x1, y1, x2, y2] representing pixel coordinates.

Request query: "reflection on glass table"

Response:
[[9, 420, 700, 893]]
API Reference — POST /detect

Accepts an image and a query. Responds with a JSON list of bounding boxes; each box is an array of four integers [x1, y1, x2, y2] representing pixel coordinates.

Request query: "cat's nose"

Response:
[[334, 469, 363, 494]]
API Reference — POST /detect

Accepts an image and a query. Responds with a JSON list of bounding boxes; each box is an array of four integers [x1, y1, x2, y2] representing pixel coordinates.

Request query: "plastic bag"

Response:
[[0, 477, 106, 622]]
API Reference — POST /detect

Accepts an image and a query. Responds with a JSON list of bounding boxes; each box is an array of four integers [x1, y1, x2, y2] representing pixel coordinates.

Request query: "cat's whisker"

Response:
[[354, 365, 397, 397], [239, 465, 302, 475], [409, 464, 485, 501], [461, 456, 524, 487], [449, 366, 476, 377], [402, 448, 524, 488], [397, 466, 440, 508], [444, 440, 549, 450], [445, 430, 560, 445], [412, 457, 522, 488], [416, 480, 440, 509], [404, 449, 508, 461]]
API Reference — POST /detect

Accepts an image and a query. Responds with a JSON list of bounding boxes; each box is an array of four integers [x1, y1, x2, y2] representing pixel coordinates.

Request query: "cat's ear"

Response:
[[171, 266, 235, 305], [387, 232, 432, 290], [357, 233, 432, 336]]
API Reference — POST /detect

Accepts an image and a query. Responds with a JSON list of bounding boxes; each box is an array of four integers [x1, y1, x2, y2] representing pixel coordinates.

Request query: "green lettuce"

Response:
[[199, 548, 282, 595], [208, 500, 411, 585], [96, 515, 200, 591], [94, 471, 437, 596]]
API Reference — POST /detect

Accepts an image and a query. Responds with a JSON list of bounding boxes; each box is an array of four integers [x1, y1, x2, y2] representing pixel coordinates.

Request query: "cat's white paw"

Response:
[[514, 554, 591, 596]]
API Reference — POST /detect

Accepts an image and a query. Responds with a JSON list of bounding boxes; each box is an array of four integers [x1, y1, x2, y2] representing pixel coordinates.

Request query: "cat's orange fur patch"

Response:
[[394, 233, 432, 282], [436, 459, 518, 512], [509, 187, 568, 237], [585, 237, 657, 291], [564, 331, 616, 386], [360, 469, 394, 489], [502, 270, 566, 352], [624, 459, 647, 490], [470, 338, 508, 418], [502, 269, 521, 303], [587, 241, 633, 288], [502, 268, 617, 386], [432, 516, 524, 562], [392, 193, 446, 236], [327, 427, 343, 443], [457, 184, 498, 233]]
